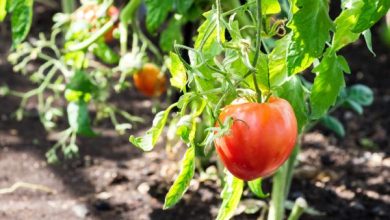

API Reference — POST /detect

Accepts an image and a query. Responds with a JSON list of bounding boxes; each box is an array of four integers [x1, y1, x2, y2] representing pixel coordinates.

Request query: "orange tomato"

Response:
[[133, 63, 166, 97]]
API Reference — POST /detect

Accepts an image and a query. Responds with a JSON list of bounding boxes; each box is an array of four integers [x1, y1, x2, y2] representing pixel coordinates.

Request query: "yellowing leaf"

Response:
[[168, 52, 187, 91], [262, 0, 281, 15]]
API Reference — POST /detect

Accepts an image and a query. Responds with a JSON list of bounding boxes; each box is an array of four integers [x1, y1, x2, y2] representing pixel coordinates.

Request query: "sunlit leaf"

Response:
[[332, 0, 364, 51], [287, 0, 333, 75], [168, 52, 187, 91], [362, 29, 376, 56], [352, 0, 390, 33], [262, 0, 281, 15], [194, 11, 225, 60], [333, 0, 390, 51], [310, 50, 347, 119], [267, 34, 290, 88], [0, 0, 6, 21]]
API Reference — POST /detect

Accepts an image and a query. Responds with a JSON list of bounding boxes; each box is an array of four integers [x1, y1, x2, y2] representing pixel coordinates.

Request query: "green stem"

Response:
[[133, 18, 162, 63], [61, 0, 75, 14], [267, 162, 288, 220], [251, 0, 262, 102], [287, 197, 308, 220], [66, 20, 115, 52], [216, 0, 223, 44], [120, 0, 142, 24], [268, 139, 301, 220], [284, 140, 301, 199], [224, 0, 253, 32]]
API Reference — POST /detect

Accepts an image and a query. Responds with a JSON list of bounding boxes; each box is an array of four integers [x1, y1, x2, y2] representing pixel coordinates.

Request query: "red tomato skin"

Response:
[[214, 97, 298, 181], [133, 63, 166, 97]]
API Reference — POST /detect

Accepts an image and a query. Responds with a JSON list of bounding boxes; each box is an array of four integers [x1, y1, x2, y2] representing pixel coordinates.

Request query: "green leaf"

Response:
[[267, 34, 290, 89], [194, 11, 225, 60], [67, 101, 96, 137], [168, 52, 187, 91], [252, 52, 270, 92], [362, 29, 376, 56], [145, 0, 173, 32], [67, 70, 97, 94], [92, 42, 120, 65], [248, 178, 269, 198], [275, 76, 309, 132], [163, 146, 195, 209], [0, 0, 6, 21], [175, 0, 193, 14], [337, 56, 351, 74], [332, 0, 363, 51], [160, 17, 183, 52], [352, 0, 390, 33], [346, 99, 363, 114], [320, 115, 345, 137], [346, 84, 374, 106], [332, 0, 390, 51], [310, 50, 346, 119], [11, 0, 33, 46], [262, 0, 281, 15], [216, 171, 244, 220], [129, 103, 177, 151], [287, 0, 333, 75]]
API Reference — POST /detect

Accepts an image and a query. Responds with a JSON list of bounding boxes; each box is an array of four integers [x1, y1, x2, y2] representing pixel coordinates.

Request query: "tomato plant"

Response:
[[214, 97, 297, 181], [1, 0, 195, 162], [1, 0, 388, 219], [130, 0, 389, 219]]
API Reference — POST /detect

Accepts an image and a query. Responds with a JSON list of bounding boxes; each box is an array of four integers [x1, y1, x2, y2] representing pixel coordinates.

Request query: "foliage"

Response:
[[1, 0, 388, 219], [130, 0, 388, 219]]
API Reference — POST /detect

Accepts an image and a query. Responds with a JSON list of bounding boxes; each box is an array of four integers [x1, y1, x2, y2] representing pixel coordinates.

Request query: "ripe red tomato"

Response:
[[133, 63, 166, 97], [214, 97, 298, 181]]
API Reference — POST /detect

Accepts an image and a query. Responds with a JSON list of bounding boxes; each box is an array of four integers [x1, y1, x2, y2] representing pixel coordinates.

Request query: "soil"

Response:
[[0, 2, 389, 220]]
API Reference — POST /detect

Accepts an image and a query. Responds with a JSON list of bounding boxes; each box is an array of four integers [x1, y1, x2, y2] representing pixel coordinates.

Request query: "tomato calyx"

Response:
[[235, 88, 273, 104]]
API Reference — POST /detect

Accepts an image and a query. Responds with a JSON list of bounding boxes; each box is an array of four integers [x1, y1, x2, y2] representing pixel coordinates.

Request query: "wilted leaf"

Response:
[[216, 171, 244, 220], [168, 52, 187, 91], [130, 103, 177, 151], [164, 146, 195, 209]]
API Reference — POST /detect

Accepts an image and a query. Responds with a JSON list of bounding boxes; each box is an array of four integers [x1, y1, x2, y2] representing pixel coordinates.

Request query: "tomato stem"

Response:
[[250, 0, 263, 103]]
